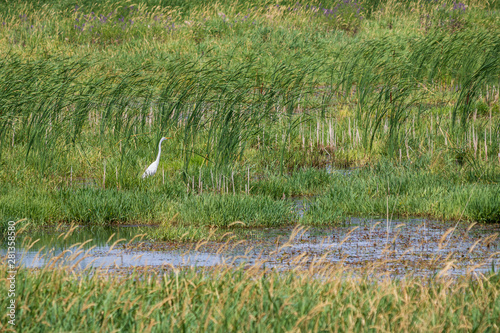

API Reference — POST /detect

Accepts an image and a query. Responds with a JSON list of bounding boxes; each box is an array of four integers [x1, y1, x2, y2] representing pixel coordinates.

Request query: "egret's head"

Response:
[[161, 137, 170, 141]]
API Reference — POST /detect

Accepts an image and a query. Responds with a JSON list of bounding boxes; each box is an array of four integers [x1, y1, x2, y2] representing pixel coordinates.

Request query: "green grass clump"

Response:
[[178, 193, 296, 227], [0, 187, 178, 225], [467, 187, 500, 223], [56, 188, 176, 224], [302, 159, 500, 223]]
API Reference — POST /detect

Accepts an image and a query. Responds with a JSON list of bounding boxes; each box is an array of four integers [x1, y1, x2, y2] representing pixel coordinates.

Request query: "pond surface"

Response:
[[2, 225, 224, 269], [2, 218, 500, 278]]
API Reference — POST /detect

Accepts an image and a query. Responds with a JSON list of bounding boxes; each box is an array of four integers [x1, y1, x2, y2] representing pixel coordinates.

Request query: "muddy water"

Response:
[[2, 219, 500, 278], [265, 219, 500, 277]]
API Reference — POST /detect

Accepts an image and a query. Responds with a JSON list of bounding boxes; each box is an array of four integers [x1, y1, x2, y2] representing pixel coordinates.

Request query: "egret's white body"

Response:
[[142, 137, 168, 178]]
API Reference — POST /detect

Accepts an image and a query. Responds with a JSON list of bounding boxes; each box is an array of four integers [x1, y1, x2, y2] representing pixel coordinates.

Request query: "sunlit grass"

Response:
[[1, 240, 500, 332]]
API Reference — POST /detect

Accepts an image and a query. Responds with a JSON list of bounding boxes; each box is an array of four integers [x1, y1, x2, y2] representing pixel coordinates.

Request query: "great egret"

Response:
[[142, 137, 169, 178]]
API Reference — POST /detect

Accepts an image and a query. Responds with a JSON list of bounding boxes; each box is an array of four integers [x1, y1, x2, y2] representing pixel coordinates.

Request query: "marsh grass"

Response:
[[179, 193, 296, 227], [1, 159, 498, 238], [1, 2, 500, 331], [0, 0, 499, 231], [304, 155, 499, 223]]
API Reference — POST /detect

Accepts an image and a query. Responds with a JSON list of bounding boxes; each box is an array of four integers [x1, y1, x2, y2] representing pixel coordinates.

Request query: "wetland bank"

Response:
[[1, 0, 500, 331]]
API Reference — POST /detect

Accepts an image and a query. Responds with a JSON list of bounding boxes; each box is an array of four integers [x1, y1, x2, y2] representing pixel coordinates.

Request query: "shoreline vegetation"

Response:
[[1, 1, 500, 331], [2, 162, 499, 231], [0, 0, 499, 235]]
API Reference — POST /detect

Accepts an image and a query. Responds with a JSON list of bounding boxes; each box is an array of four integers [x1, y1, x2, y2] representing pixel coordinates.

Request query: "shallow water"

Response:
[[2, 219, 500, 278], [1, 225, 225, 269]]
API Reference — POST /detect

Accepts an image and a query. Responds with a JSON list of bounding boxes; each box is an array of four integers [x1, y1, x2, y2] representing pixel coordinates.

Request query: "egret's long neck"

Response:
[[155, 140, 163, 163]]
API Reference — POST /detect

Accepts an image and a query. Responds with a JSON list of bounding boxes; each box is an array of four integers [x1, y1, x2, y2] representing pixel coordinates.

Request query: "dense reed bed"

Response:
[[0, 0, 499, 232]]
